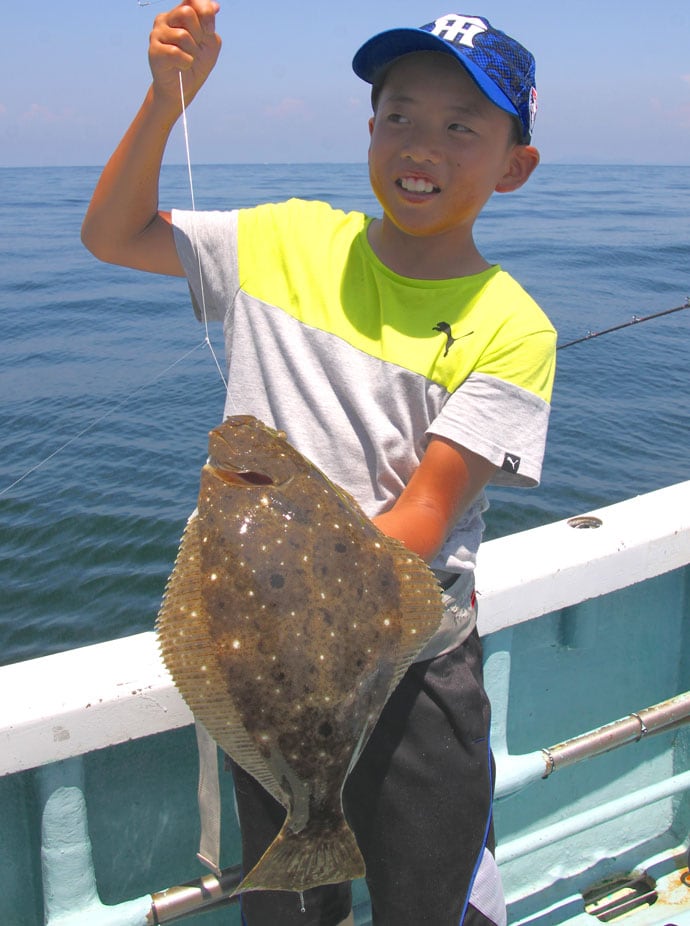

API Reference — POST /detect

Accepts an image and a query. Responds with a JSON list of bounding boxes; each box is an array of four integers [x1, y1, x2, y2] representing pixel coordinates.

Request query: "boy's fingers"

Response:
[[198, 0, 220, 35], [157, 7, 202, 47], [156, 1, 219, 45], [154, 21, 197, 54], [167, 1, 219, 37], [148, 0, 221, 103], [151, 2, 220, 70]]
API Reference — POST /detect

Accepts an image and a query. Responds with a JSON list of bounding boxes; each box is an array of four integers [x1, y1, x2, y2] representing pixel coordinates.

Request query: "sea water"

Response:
[[1, 163, 689, 666]]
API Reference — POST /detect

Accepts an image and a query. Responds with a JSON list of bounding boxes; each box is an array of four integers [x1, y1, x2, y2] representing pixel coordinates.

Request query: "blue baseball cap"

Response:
[[352, 13, 537, 143]]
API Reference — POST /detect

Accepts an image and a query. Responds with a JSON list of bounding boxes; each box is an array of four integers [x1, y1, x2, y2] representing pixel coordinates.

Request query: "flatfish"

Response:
[[156, 415, 444, 895]]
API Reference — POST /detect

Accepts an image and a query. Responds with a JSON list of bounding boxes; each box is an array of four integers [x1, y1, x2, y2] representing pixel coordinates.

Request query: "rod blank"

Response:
[[557, 300, 690, 350]]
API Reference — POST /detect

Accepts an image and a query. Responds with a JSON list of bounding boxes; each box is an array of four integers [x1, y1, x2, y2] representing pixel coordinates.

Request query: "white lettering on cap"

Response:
[[430, 14, 487, 47]]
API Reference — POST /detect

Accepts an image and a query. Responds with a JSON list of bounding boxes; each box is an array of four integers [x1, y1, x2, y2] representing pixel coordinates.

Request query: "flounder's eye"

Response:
[[214, 468, 274, 487]]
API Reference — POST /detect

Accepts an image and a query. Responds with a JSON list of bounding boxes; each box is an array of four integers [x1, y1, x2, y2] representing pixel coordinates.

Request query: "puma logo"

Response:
[[433, 322, 473, 357], [502, 453, 521, 474]]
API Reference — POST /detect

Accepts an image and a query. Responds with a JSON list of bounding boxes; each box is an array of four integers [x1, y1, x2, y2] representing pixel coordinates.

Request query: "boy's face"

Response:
[[368, 51, 533, 242]]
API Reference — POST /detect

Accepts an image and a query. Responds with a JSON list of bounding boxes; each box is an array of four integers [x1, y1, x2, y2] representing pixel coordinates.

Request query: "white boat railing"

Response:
[[1, 479, 689, 779]]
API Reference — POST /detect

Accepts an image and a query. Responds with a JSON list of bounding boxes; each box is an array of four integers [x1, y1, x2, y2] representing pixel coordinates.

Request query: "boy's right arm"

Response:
[[81, 1, 222, 276]]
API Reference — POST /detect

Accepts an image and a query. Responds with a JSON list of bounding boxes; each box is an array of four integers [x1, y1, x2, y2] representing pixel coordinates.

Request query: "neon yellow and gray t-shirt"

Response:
[[172, 197, 556, 603]]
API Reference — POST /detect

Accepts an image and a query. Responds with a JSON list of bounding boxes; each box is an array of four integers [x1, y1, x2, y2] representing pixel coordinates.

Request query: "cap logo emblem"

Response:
[[529, 86, 538, 133], [430, 14, 487, 48]]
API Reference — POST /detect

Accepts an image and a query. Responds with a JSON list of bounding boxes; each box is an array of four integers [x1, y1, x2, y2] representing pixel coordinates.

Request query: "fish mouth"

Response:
[[205, 461, 274, 487]]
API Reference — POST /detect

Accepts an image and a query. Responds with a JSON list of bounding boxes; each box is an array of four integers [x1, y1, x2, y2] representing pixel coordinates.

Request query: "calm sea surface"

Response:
[[1, 163, 689, 667]]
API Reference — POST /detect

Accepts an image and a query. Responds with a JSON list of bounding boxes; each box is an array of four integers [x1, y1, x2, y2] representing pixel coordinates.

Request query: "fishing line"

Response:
[[5, 295, 688, 498], [177, 70, 228, 391], [0, 343, 209, 500], [1, 57, 229, 500]]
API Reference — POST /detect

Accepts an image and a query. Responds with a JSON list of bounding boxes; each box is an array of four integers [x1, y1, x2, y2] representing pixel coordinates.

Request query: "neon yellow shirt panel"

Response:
[[238, 199, 556, 401]]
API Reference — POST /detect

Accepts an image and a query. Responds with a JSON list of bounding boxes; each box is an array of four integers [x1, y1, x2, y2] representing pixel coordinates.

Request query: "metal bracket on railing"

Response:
[[491, 683, 690, 799], [147, 866, 243, 924]]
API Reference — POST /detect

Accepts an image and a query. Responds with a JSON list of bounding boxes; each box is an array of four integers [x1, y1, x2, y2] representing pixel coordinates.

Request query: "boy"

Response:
[[82, 6, 556, 926]]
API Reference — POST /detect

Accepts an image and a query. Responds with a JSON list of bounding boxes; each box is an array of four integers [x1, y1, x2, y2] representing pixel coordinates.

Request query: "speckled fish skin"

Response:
[[156, 415, 444, 896]]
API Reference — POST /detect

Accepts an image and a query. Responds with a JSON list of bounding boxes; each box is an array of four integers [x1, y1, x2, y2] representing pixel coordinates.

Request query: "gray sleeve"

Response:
[[427, 372, 552, 488], [171, 209, 239, 323]]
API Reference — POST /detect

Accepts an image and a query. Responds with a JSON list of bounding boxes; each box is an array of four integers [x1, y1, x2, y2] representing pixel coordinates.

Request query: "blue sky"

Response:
[[2, 0, 689, 166]]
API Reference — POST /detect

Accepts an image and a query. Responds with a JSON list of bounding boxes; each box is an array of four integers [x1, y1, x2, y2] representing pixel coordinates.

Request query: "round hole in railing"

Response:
[[567, 515, 603, 530]]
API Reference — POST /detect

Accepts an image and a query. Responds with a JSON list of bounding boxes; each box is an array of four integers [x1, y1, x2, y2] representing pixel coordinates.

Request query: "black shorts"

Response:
[[230, 628, 504, 926]]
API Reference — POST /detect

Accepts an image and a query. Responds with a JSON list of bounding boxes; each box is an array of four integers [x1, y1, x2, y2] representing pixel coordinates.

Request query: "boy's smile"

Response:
[[366, 51, 538, 278], [398, 176, 440, 195]]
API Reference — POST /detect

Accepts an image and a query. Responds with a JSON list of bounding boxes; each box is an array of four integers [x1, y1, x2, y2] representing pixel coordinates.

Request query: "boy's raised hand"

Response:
[[82, 1, 221, 274], [149, 1, 222, 109]]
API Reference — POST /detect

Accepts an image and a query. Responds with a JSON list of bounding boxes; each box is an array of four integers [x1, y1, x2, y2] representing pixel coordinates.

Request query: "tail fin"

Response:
[[233, 815, 365, 896]]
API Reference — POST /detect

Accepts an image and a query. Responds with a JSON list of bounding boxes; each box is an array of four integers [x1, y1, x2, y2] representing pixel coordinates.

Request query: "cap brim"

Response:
[[352, 27, 518, 120]]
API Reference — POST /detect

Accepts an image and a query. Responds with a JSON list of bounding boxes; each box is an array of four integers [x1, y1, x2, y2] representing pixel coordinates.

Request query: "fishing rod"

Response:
[[557, 298, 690, 350]]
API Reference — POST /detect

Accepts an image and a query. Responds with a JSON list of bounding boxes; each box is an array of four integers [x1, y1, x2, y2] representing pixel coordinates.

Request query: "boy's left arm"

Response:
[[372, 436, 496, 563]]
